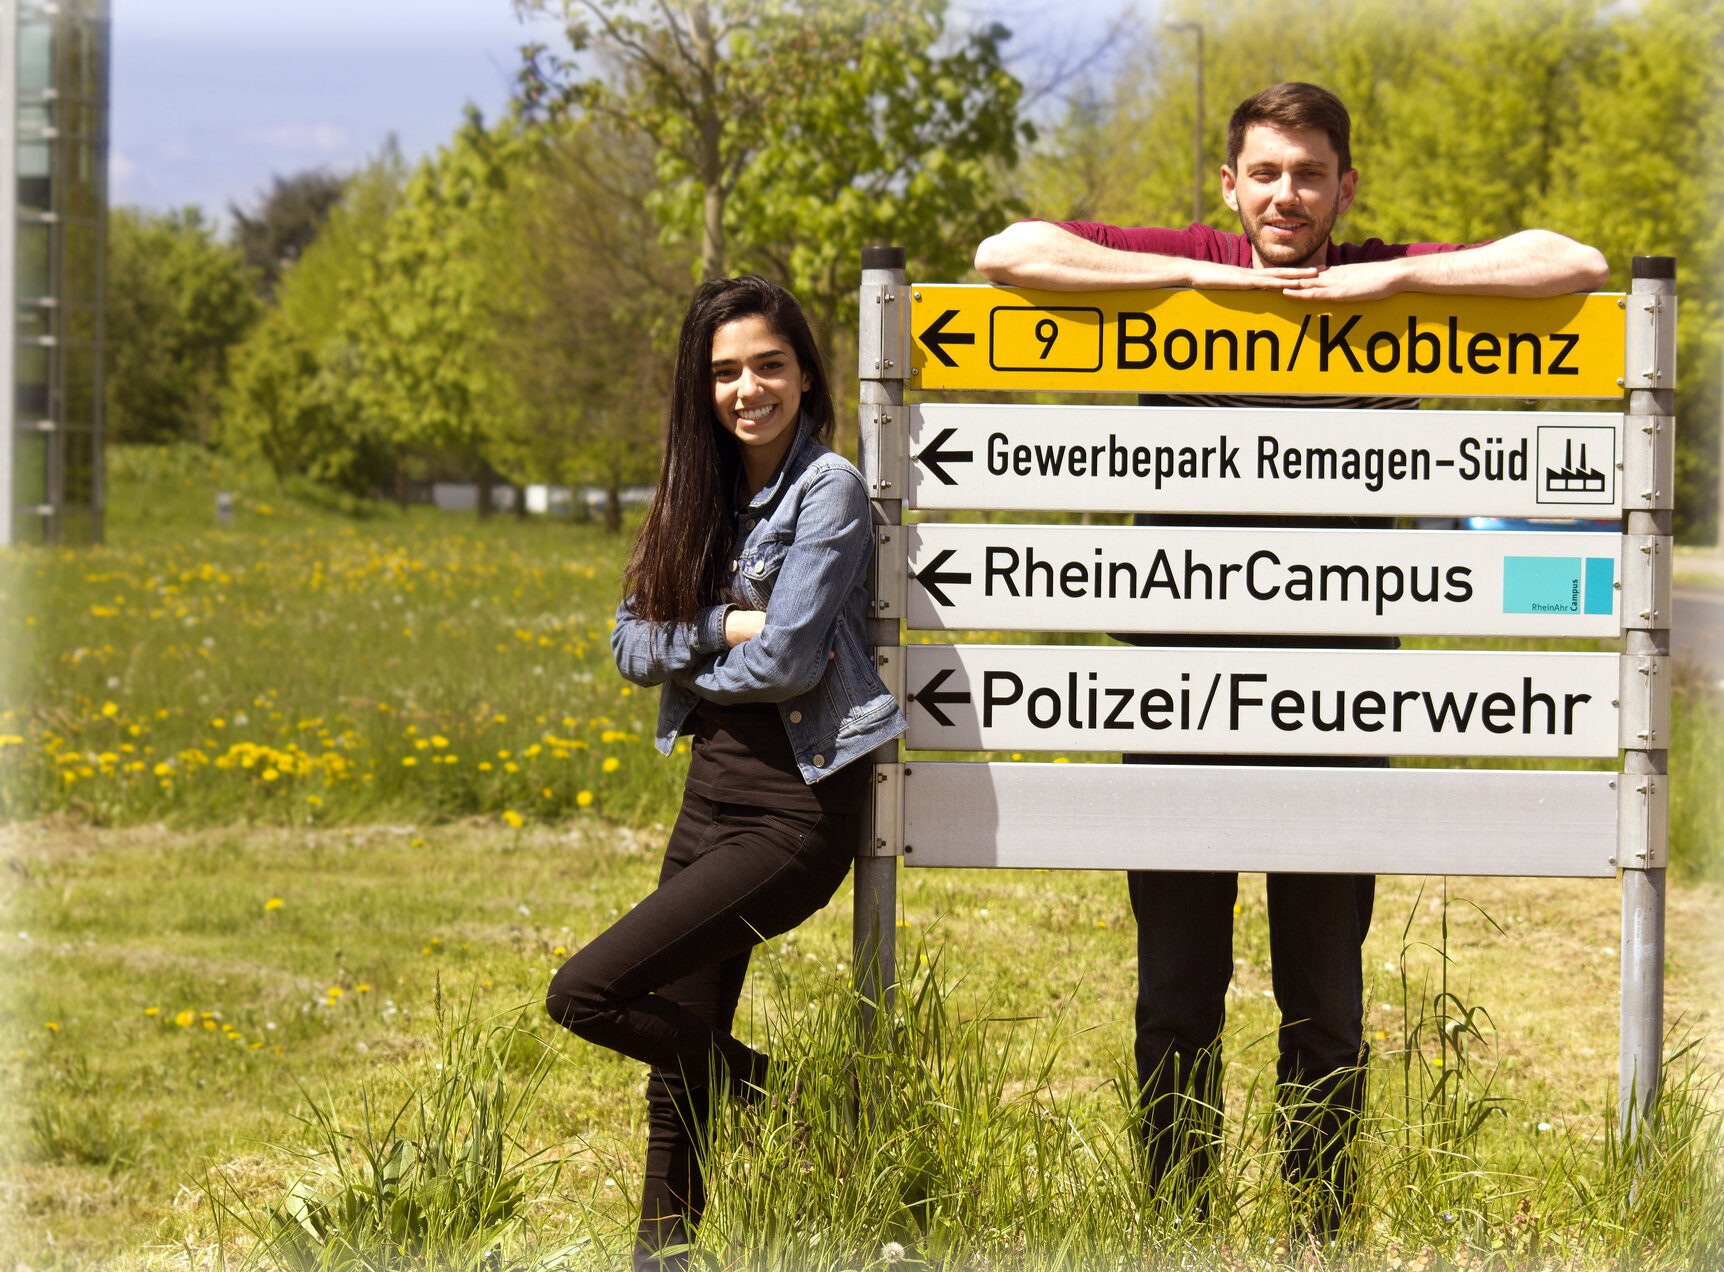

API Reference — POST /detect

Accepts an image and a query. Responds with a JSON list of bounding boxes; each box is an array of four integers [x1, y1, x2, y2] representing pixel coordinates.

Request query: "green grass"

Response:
[[4, 820, 1720, 1270], [1, 446, 684, 832], [2, 444, 1721, 1268]]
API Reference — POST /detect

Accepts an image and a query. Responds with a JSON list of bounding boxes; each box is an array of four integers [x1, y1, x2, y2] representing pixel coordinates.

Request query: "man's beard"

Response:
[[1242, 193, 1342, 268]]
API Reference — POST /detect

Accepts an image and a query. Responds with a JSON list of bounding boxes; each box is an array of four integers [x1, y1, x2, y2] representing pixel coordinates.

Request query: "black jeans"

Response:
[[545, 790, 857, 1272], [1124, 754, 1377, 1228]]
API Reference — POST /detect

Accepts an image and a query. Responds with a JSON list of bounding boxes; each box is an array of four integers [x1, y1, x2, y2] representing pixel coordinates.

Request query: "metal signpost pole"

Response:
[[1619, 255, 1676, 1141], [855, 247, 909, 1042]]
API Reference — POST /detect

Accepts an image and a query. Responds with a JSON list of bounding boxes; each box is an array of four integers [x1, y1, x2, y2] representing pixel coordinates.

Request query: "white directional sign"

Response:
[[907, 403, 1624, 517], [899, 763, 1623, 877], [902, 644, 1621, 757], [906, 524, 1622, 638]]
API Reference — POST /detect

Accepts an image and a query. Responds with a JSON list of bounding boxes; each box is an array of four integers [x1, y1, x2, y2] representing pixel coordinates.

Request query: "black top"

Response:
[[684, 700, 870, 814]]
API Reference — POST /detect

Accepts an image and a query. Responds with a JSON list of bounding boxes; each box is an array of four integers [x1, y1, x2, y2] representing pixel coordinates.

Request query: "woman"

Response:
[[545, 275, 907, 1271]]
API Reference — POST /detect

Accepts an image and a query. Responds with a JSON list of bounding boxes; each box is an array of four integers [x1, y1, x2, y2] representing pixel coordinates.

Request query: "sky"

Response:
[[110, 0, 1149, 224]]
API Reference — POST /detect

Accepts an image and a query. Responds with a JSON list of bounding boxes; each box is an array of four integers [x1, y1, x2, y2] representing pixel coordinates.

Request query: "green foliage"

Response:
[[223, 147, 408, 494], [1669, 670, 1723, 884], [339, 115, 526, 464], [525, 0, 1030, 328], [718, 2, 1031, 335], [229, 169, 349, 300], [105, 207, 260, 445], [475, 118, 685, 527]]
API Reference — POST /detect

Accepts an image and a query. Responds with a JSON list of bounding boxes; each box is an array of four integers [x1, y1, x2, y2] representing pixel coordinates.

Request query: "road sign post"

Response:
[[1620, 257, 1676, 1144], [855, 247, 911, 1046], [855, 254, 1675, 1144]]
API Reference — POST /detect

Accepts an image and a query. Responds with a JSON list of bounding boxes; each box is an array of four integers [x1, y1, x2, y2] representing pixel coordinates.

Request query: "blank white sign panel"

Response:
[[901, 762, 1621, 877]]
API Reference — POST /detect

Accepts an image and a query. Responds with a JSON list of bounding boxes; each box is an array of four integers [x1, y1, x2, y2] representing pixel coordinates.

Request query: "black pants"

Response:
[[1127, 868, 1373, 1219], [545, 791, 857, 1271], [1123, 754, 1377, 1229]]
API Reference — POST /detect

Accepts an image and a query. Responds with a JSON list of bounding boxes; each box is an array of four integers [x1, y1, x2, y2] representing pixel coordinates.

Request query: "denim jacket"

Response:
[[612, 418, 907, 784]]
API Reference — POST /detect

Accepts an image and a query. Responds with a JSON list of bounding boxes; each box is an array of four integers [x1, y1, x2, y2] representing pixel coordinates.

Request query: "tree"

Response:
[[105, 207, 259, 445], [229, 169, 348, 299], [223, 147, 408, 494], [518, 0, 1031, 454], [330, 111, 543, 514], [479, 117, 689, 531], [518, 0, 786, 280]]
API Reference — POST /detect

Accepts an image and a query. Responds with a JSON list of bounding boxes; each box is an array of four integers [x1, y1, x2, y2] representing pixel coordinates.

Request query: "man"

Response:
[[973, 82, 1607, 1234]]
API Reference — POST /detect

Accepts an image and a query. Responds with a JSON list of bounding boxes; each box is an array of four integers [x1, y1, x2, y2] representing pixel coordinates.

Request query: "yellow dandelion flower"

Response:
[[503, 810, 524, 829], [553, 947, 567, 957], [144, 1006, 160, 1016], [431, 735, 449, 748], [1433, 1056, 1445, 1068], [306, 795, 322, 806], [576, 790, 594, 808], [262, 768, 280, 781], [402, 757, 418, 767], [44, 1021, 60, 1032], [175, 1010, 195, 1027], [478, 761, 493, 772], [602, 757, 621, 774], [355, 984, 371, 993], [410, 837, 425, 849], [504, 762, 518, 773], [264, 897, 284, 912], [326, 987, 344, 998], [101, 702, 118, 717], [498, 749, 512, 759], [202, 1019, 217, 1031], [542, 787, 553, 798], [250, 1041, 264, 1049]]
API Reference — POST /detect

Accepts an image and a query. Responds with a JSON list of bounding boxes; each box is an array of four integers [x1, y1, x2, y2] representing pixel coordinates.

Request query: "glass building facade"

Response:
[[2, 0, 109, 546]]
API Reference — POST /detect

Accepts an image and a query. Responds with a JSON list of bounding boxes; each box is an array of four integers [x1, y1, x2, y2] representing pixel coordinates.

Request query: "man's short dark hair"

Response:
[[1225, 82, 1352, 174]]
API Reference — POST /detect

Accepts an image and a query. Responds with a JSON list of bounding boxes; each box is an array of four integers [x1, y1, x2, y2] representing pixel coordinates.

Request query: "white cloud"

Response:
[[240, 122, 352, 153]]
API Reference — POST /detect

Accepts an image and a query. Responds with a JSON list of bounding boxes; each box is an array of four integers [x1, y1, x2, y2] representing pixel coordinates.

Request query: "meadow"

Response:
[[0, 444, 1720, 1270]]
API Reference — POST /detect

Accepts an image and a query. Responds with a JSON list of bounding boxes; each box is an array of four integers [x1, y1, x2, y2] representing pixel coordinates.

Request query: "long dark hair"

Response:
[[624, 275, 835, 622]]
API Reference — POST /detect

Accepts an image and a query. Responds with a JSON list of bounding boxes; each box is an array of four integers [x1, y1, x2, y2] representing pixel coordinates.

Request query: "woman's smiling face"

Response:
[[711, 313, 810, 479]]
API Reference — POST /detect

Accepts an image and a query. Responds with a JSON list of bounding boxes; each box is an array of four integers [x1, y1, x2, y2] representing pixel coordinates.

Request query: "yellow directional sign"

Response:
[[910, 285, 1628, 398]]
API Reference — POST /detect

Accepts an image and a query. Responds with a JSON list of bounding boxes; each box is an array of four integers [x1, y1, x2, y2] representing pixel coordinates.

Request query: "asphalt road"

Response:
[[1672, 587, 1724, 687]]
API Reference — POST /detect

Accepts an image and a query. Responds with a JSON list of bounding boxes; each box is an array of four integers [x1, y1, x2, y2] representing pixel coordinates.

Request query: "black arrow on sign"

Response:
[[919, 308, 975, 367], [909, 667, 971, 727], [915, 427, 973, 486], [913, 549, 971, 607]]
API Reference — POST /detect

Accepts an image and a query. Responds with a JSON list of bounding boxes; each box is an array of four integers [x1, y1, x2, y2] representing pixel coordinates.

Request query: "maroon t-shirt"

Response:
[[1051, 221, 1471, 267]]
